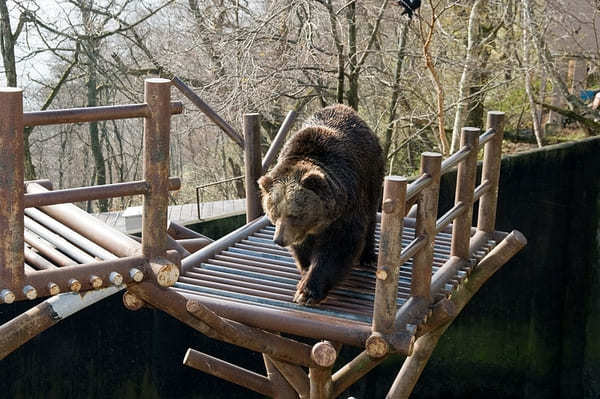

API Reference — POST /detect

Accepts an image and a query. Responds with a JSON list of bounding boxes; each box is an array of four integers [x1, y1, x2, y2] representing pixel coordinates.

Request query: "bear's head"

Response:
[[258, 167, 332, 247]]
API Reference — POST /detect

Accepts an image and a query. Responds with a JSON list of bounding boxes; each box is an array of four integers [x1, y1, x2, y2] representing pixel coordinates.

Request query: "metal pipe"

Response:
[[0, 87, 25, 290], [262, 110, 297, 173], [25, 207, 117, 260], [24, 178, 180, 208], [172, 76, 244, 147], [24, 230, 76, 266], [24, 216, 96, 264], [23, 102, 183, 126], [25, 183, 141, 257], [24, 246, 58, 270], [181, 215, 269, 273]]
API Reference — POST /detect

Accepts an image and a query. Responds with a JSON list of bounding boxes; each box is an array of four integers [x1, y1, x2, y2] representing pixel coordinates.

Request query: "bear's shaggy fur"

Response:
[[258, 104, 384, 305]]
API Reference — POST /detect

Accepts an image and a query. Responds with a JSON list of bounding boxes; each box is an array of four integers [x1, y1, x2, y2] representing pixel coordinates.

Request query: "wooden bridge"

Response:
[[0, 78, 525, 398]]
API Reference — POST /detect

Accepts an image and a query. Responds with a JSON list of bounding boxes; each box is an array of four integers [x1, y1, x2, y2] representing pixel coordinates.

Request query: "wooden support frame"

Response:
[[244, 113, 263, 223]]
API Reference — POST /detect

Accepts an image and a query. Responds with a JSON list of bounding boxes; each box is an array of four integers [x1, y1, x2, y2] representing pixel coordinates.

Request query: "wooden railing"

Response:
[[367, 111, 505, 357], [0, 78, 182, 303]]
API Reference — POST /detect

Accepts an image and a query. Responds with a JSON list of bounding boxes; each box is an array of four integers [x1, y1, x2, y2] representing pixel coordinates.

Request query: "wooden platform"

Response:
[[173, 216, 499, 347]]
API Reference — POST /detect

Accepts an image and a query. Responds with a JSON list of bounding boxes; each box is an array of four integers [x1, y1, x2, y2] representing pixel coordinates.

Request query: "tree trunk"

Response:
[[0, 0, 17, 87], [522, 0, 544, 147], [346, 1, 359, 110], [451, 0, 483, 153], [383, 22, 409, 159]]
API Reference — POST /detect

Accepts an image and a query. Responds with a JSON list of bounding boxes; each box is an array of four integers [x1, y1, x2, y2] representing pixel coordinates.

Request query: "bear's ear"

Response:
[[300, 170, 328, 195], [258, 175, 274, 192]]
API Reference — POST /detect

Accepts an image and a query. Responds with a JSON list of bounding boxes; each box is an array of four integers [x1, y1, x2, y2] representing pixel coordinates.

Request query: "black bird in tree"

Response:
[[398, 0, 421, 18]]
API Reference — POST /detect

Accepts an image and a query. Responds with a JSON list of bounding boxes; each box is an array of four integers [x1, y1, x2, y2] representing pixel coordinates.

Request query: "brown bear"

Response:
[[258, 104, 384, 305]]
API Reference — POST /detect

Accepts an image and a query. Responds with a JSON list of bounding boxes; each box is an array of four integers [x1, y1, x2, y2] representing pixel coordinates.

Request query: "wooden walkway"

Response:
[[94, 199, 246, 234]]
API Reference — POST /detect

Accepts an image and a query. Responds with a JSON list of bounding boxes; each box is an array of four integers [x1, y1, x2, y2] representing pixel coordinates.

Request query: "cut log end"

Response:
[[122, 290, 145, 311], [365, 332, 389, 358], [311, 341, 337, 368], [148, 259, 180, 287]]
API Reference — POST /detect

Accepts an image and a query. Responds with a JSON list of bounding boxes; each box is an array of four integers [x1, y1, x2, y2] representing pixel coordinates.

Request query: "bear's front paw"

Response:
[[293, 276, 326, 306]]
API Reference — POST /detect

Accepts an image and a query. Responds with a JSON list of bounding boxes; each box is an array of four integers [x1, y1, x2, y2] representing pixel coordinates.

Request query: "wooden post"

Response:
[[142, 78, 180, 286], [142, 78, 171, 258], [0, 88, 25, 292], [450, 128, 479, 259], [385, 230, 526, 398], [411, 153, 442, 302], [244, 113, 262, 223], [477, 111, 505, 233], [309, 341, 336, 399], [371, 177, 407, 338]]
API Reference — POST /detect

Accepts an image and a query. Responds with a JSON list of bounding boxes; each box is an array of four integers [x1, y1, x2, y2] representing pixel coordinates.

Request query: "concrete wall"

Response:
[[1, 137, 599, 398]]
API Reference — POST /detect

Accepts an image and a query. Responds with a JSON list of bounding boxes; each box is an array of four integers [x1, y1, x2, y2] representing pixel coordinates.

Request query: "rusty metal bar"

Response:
[[262, 110, 297, 173], [25, 208, 117, 260], [25, 183, 141, 257], [451, 127, 480, 259], [244, 113, 263, 223], [0, 87, 25, 291], [22, 102, 183, 127], [411, 153, 442, 302], [181, 215, 269, 273], [24, 230, 77, 266], [21, 256, 144, 300], [184, 349, 275, 397], [0, 285, 123, 360], [24, 215, 96, 264], [371, 177, 407, 345], [24, 178, 180, 208], [477, 112, 505, 233], [24, 246, 58, 270], [171, 76, 244, 147]]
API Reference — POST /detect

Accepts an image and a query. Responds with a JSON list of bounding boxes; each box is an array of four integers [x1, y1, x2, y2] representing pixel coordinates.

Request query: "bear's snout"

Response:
[[273, 223, 287, 247]]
